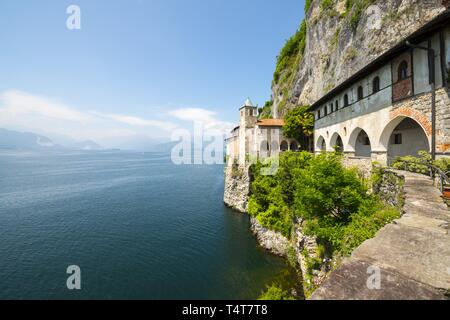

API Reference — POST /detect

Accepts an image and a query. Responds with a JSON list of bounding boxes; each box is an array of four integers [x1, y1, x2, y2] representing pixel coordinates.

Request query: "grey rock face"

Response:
[[273, 0, 446, 116], [224, 165, 250, 213]]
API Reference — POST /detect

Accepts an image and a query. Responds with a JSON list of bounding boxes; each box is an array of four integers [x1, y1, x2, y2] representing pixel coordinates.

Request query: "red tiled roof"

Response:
[[257, 119, 285, 127]]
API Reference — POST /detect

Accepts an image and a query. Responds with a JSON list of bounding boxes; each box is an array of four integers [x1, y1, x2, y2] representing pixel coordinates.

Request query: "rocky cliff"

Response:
[[224, 165, 251, 213], [271, 0, 446, 118]]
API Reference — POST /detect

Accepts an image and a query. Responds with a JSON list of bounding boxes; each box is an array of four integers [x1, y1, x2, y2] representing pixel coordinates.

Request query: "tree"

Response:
[[283, 105, 314, 151]]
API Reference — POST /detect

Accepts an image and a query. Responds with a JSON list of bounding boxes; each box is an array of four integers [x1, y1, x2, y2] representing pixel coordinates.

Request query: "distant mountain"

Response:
[[70, 140, 103, 151], [0, 128, 61, 150], [0, 128, 106, 152]]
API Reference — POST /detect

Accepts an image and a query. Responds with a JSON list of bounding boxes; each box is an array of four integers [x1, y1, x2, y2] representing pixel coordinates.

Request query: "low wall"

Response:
[[373, 167, 405, 208]]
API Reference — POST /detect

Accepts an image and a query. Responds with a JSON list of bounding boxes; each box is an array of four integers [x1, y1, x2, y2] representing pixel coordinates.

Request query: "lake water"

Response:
[[0, 151, 288, 299]]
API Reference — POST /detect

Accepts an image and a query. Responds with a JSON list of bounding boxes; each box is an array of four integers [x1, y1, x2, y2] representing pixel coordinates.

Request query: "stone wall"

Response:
[[343, 156, 373, 180], [391, 87, 450, 154], [373, 167, 405, 208], [223, 164, 250, 213]]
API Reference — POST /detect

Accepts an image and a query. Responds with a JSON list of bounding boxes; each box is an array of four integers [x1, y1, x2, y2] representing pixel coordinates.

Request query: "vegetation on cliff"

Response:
[[270, 0, 381, 116], [249, 152, 401, 297]]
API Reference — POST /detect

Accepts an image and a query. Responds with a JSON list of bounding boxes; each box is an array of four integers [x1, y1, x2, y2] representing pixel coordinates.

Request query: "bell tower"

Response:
[[238, 98, 257, 165], [239, 98, 258, 129]]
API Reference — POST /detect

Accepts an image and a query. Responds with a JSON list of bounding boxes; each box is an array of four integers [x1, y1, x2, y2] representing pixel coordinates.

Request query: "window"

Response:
[[318, 110, 321, 119], [373, 76, 380, 93], [344, 94, 349, 107], [330, 103, 334, 113], [398, 60, 408, 80], [324, 106, 328, 116], [394, 134, 402, 145], [357, 86, 364, 100], [335, 100, 339, 111]]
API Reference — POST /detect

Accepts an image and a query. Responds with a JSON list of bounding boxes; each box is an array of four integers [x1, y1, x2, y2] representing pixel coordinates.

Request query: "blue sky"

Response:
[[0, 0, 305, 147]]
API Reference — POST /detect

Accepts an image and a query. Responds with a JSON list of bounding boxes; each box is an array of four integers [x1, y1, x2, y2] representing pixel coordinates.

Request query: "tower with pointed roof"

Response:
[[240, 98, 258, 129]]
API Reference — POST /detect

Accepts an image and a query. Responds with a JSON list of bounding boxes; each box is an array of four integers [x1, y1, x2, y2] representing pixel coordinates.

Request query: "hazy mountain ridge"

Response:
[[0, 128, 105, 151]]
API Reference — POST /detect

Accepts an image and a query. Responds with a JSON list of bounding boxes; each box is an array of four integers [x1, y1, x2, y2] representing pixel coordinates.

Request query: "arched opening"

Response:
[[290, 141, 299, 152], [280, 141, 289, 152], [330, 133, 344, 153], [372, 77, 380, 93], [357, 86, 364, 100], [316, 136, 326, 152], [335, 100, 339, 111], [344, 94, 349, 107], [380, 117, 430, 164], [349, 128, 372, 158], [398, 60, 408, 80]]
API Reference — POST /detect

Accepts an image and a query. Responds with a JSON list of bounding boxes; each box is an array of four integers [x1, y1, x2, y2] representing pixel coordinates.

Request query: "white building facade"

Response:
[[226, 99, 299, 166], [311, 11, 450, 165]]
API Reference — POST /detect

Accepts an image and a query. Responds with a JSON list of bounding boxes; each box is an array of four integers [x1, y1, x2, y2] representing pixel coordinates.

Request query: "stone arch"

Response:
[[348, 128, 372, 158], [316, 136, 326, 152], [280, 140, 289, 152], [379, 116, 431, 164], [290, 141, 299, 152], [330, 132, 344, 152], [379, 112, 432, 151]]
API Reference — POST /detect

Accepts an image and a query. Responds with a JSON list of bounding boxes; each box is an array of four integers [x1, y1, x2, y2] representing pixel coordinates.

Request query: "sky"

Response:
[[0, 0, 305, 148]]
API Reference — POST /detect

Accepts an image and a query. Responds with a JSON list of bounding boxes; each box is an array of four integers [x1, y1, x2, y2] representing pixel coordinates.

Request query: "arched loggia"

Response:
[[349, 128, 372, 158], [379, 116, 431, 164], [316, 136, 326, 152], [330, 133, 344, 152]]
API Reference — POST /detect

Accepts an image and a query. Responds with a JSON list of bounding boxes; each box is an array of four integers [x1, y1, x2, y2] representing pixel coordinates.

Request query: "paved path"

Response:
[[311, 171, 450, 300]]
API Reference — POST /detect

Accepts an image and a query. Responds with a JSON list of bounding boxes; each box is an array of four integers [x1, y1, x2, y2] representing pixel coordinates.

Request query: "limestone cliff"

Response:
[[271, 0, 446, 118]]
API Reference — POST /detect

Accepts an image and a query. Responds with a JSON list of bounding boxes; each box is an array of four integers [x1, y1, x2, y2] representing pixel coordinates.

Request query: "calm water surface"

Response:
[[0, 151, 287, 299]]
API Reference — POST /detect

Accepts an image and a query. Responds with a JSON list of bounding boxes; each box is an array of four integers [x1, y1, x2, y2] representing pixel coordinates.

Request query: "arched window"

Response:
[[290, 141, 299, 152], [373, 76, 380, 93], [335, 100, 339, 111], [324, 106, 328, 116], [330, 103, 334, 113], [398, 60, 408, 80], [357, 86, 364, 100], [344, 94, 349, 107]]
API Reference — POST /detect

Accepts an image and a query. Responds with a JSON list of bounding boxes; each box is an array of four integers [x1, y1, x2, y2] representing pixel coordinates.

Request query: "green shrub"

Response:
[[305, 0, 312, 13], [259, 285, 295, 300], [392, 151, 431, 175], [435, 157, 450, 173], [340, 201, 400, 255], [320, 0, 334, 12], [258, 100, 273, 119], [273, 20, 307, 85], [344, 0, 376, 30], [283, 105, 314, 142], [249, 152, 400, 257]]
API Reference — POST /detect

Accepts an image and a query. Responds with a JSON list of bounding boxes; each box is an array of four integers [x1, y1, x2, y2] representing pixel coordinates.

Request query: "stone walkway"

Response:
[[311, 171, 450, 300]]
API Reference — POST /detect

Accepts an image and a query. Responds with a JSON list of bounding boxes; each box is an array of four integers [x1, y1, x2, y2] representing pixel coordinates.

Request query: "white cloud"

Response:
[[169, 108, 234, 133], [0, 90, 178, 147], [0, 90, 94, 122], [0, 90, 234, 149], [98, 113, 178, 131]]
